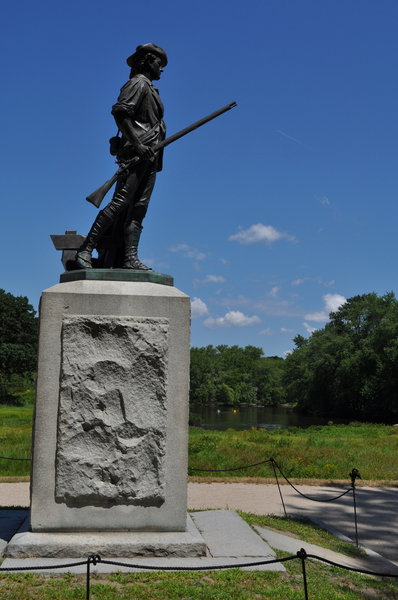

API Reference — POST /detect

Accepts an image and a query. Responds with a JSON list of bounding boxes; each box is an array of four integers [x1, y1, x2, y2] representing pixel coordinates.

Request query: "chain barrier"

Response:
[[189, 458, 272, 472], [0, 559, 88, 572], [0, 453, 362, 552], [271, 457, 287, 517], [99, 554, 296, 571], [0, 426, 378, 595], [190, 456, 361, 546], [190, 457, 353, 502], [0, 452, 361, 547], [189, 458, 354, 503], [0, 550, 397, 599], [272, 459, 353, 503]]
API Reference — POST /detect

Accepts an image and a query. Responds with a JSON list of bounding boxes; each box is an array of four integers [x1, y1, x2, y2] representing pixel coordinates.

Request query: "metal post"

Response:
[[349, 469, 361, 547], [86, 557, 91, 600], [271, 458, 287, 518], [297, 548, 309, 600], [352, 482, 359, 547], [86, 555, 101, 600]]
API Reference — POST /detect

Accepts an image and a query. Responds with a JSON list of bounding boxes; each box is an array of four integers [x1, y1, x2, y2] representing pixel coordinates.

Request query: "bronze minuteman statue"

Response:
[[76, 43, 167, 270], [70, 45, 236, 272]]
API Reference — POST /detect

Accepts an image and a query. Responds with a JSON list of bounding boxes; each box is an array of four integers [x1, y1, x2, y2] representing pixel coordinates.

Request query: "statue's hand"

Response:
[[136, 144, 155, 160]]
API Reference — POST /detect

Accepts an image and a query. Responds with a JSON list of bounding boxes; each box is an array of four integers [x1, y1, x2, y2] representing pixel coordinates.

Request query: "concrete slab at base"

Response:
[[3, 511, 284, 572], [191, 510, 276, 558], [5, 515, 206, 558]]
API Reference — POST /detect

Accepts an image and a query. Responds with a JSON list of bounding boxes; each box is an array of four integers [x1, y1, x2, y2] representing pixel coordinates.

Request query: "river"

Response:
[[190, 404, 348, 430]]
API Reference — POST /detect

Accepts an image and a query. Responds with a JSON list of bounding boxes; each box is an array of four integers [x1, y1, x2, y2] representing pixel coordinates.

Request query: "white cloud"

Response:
[[216, 293, 300, 318], [304, 293, 347, 322], [169, 243, 207, 261], [303, 322, 317, 334], [320, 196, 330, 206], [203, 310, 261, 329], [259, 328, 272, 336], [191, 297, 209, 318], [267, 286, 279, 298], [284, 350, 292, 356], [229, 223, 295, 245], [141, 257, 169, 269], [204, 275, 225, 283], [292, 278, 306, 286], [281, 327, 294, 333], [141, 257, 155, 267], [325, 293, 346, 312], [304, 310, 329, 322], [291, 277, 335, 288]]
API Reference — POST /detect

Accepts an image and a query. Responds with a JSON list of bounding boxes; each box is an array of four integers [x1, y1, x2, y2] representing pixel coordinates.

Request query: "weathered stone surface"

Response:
[[55, 315, 168, 508], [31, 281, 190, 532]]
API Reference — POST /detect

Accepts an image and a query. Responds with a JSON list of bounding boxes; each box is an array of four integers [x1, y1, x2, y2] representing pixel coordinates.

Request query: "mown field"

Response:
[[189, 424, 398, 482], [0, 406, 398, 481]]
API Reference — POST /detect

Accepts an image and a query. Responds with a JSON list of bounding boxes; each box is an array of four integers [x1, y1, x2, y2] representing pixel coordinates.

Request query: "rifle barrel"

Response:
[[158, 101, 237, 150]]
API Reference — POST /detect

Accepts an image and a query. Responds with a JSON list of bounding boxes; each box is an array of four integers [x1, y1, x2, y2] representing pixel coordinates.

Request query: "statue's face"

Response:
[[148, 55, 164, 80]]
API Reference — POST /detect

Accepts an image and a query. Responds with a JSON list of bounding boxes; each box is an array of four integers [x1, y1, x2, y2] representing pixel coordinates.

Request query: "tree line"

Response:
[[190, 292, 398, 421], [1, 288, 398, 421], [0, 289, 37, 402], [284, 292, 398, 421]]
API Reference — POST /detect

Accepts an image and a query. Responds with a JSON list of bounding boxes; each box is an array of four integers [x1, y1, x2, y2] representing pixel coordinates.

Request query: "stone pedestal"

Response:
[[30, 279, 193, 536]]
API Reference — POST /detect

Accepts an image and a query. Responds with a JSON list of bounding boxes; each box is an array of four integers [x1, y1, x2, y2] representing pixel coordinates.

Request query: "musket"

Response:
[[86, 101, 237, 208]]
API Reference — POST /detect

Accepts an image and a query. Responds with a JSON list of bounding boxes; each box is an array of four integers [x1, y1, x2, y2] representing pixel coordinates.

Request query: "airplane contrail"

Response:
[[277, 129, 313, 150]]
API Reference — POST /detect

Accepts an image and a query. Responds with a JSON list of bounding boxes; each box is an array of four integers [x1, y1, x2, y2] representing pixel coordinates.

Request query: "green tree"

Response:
[[0, 290, 38, 399], [190, 345, 286, 406], [284, 292, 398, 420], [215, 383, 236, 405], [189, 346, 218, 404], [255, 356, 286, 405]]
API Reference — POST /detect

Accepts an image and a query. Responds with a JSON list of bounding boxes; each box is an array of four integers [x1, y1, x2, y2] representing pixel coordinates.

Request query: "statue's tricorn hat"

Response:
[[126, 44, 168, 68]]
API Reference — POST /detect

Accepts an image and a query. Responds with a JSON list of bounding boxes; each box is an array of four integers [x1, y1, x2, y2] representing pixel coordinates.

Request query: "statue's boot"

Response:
[[75, 210, 112, 269], [123, 221, 152, 270]]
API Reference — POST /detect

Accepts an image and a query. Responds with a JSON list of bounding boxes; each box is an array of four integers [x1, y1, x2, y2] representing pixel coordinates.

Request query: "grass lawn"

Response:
[[189, 424, 398, 482], [0, 406, 397, 597], [2, 567, 398, 600], [239, 512, 366, 558], [0, 407, 398, 482], [0, 407, 33, 477], [0, 514, 397, 599]]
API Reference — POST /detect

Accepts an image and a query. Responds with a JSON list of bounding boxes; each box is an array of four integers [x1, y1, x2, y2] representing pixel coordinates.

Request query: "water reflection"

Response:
[[190, 404, 347, 430]]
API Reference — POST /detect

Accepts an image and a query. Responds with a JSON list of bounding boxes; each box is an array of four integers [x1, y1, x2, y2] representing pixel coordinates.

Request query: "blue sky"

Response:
[[1, 0, 398, 357]]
